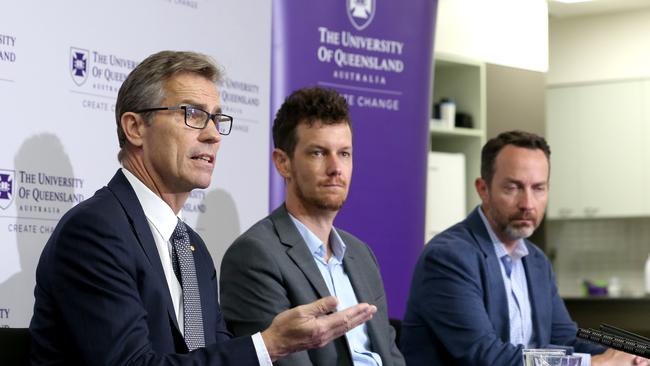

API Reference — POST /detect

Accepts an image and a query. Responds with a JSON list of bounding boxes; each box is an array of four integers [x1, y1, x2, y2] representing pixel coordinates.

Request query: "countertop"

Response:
[[563, 296, 650, 337], [563, 296, 650, 301]]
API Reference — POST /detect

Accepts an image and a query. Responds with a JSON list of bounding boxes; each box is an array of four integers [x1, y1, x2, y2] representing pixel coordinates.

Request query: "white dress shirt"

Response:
[[122, 168, 271, 364]]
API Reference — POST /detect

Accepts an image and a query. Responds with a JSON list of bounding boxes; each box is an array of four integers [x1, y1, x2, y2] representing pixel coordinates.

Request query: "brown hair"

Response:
[[481, 130, 551, 184], [272, 86, 351, 157]]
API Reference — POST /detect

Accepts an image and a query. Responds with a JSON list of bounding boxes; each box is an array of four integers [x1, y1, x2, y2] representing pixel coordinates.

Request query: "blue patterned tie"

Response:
[[171, 218, 205, 351]]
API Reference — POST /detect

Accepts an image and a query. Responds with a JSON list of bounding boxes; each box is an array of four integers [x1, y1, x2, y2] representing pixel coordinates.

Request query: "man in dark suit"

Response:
[[219, 87, 404, 366], [401, 130, 646, 366], [29, 51, 377, 365]]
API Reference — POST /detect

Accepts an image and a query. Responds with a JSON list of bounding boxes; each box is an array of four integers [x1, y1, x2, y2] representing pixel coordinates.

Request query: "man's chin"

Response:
[[505, 226, 535, 240], [314, 198, 345, 212], [194, 180, 211, 190], [317, 203, 344, 211]]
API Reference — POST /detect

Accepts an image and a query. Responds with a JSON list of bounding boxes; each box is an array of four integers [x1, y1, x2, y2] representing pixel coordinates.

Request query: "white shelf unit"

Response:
[[428, 53, 487, 219]]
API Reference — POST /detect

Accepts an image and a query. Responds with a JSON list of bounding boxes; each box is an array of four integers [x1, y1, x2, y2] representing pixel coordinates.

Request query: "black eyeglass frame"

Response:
[[133, 105, 233, 135]]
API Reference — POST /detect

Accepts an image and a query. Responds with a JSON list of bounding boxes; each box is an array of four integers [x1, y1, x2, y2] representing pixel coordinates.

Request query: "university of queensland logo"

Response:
[[347, 0, 375, 31], [70, 47, 89, 86], [0, 169, 14, 210]]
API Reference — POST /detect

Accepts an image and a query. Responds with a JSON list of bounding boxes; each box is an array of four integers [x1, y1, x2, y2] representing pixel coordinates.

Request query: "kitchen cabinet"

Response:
[[546, 80, 649, 219]]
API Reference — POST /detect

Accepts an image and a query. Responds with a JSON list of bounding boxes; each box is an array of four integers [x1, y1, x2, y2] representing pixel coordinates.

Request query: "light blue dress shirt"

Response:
[[289, 214, 382, 366], [478, 208, 533, 347]]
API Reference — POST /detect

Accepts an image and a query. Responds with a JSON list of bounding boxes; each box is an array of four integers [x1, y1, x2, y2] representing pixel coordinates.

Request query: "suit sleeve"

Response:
[[219, 235, 313, 366], [408, 243, 523, 366], [33, 208, 258, 366]]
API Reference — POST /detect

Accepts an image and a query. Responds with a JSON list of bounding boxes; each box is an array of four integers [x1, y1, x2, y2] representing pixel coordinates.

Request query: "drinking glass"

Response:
[[524, 353, 582, 366], [522, 349, 566, 366]]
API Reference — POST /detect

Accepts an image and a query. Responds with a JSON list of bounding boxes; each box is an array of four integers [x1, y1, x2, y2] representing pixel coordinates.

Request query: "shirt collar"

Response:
[[477, 206, 529, 261], [288, 212, 346, 261], [121, 168, 180, 241]]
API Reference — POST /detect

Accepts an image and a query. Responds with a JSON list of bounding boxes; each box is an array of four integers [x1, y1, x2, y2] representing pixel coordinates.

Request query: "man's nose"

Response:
[[326, 154, 342, 176], [518, 188, 535, 210], [199, 120, 222, 143]]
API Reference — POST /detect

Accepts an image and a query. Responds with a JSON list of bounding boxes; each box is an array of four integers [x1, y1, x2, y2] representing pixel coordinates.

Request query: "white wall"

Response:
[[0, 0, 271, 327], [549, 9, 650, 85], [435, 0, 548, 72], [546, 8, 650, 298]]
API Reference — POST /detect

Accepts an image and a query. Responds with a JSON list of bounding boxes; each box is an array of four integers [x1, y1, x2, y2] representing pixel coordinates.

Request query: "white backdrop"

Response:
[[0, 0, 271, 327]]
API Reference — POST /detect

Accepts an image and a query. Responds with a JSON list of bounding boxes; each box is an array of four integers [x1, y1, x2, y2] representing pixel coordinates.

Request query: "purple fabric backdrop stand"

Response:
[[270, 0, 438, 318]]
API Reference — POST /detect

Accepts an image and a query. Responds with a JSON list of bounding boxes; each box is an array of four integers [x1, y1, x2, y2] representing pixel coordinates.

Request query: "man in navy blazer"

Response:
[[29, 50, 376, 365], [401, 131, 645, 366]]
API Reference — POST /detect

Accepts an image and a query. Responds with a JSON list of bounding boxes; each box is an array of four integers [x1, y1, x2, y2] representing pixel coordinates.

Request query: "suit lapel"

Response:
[[270, 205, 331, 299], [466, 208, 511, 342], [343, 242, 388, 361], [186, 228, 220, 344], [342, 247, 371, 303], [107, 170, 181, 332]]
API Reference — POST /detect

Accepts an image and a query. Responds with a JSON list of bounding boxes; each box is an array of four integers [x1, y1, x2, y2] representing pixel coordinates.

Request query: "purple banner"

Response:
[[270, 0, 438, 318]]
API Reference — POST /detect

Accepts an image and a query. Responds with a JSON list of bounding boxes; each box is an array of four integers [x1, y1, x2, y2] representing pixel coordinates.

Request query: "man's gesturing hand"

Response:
[[261, 296, 377, 361]]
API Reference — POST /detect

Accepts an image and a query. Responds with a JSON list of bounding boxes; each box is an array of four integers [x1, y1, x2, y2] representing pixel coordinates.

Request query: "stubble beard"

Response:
[[295, 183, 346, 212]]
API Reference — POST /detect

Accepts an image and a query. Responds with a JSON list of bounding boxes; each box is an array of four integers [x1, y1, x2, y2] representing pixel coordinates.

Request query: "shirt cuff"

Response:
[[252, 332, 273, 366], [575, 352, 591, 366]]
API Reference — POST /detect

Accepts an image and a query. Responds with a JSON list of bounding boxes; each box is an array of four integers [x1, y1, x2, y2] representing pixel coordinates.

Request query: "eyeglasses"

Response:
[[133, 105, 233, 135]]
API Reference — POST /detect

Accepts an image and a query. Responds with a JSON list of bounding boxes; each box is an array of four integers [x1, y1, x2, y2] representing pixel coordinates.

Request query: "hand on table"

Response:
[[593, 349, 650, 366]]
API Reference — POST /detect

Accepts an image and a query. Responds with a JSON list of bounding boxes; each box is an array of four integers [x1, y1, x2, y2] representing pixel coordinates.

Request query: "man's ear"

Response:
[[475, 177, 489, 203], [272, 148, 292, 179], [120, 112, 146, 148]]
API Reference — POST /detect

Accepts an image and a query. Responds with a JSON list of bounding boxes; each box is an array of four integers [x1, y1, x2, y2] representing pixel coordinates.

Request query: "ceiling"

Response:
[[548, 0, 650, 19]]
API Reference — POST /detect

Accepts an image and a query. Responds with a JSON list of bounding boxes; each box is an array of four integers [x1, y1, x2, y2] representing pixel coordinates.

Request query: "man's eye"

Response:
[[504, 185, 517, 192], [186, 108, 201, 118]]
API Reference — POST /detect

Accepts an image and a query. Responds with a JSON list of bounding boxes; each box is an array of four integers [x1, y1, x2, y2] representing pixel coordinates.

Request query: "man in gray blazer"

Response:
[[220, 86, 404, 366]]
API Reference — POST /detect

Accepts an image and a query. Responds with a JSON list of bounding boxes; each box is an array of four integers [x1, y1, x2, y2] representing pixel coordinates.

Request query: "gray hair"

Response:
[[115, 50, 223, 162]]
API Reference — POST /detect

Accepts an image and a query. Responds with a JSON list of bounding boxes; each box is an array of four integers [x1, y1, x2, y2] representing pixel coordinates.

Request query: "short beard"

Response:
[[295, 184, 345, 212], [502, 224, 534, 241], [489, 206, 536, 241]]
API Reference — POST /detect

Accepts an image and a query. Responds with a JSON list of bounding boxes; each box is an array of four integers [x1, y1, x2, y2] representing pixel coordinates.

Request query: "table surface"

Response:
[[563, 296, 650, 338]]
